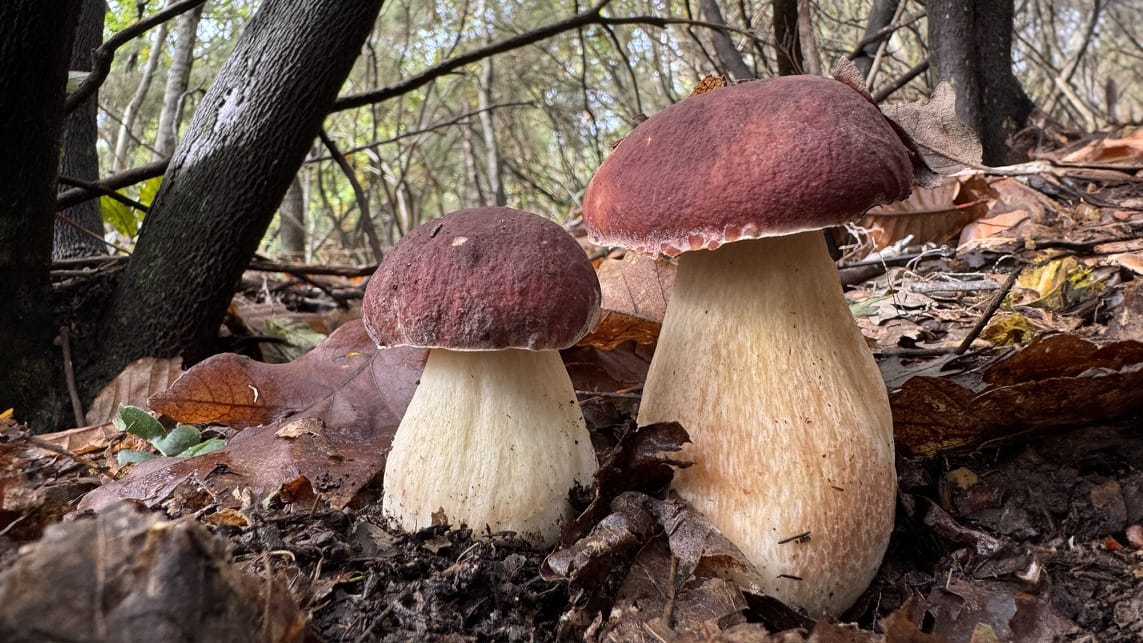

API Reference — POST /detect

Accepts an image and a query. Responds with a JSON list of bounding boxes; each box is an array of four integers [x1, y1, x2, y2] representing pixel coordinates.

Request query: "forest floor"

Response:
[[2, 126, 1143, 642]]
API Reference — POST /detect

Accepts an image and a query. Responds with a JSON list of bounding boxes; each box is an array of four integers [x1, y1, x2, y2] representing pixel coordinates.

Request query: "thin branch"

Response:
[[333, 0, 617, 112], [311, 101, 532, 161], [58, 175, 148, 211], [871, 57, 929, 102], [318, 129, 383, 262], [57, 158, 169, 210], [330, 1, 769, 114], [65, 0, 208, 113]]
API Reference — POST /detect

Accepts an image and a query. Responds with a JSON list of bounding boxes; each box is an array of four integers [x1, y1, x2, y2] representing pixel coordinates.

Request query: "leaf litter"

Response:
[[4, 92, 1143, 642]]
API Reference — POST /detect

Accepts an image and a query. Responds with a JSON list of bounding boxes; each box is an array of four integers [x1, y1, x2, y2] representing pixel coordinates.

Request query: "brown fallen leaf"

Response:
[[882, 83, 983, 177], [80, 321, 427, 512], [0, 503, 306, 643], [84, 356, 183, 425], [1060, 128, 1143, 165], [926, 576, 1075, 642], [579, 253, 675, 350], [856, 174, 997, 251], [891, 335, 1143, 457]]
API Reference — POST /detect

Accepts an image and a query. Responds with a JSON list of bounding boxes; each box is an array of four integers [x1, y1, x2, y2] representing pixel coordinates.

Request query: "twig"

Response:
[[15, 433, 108, 475], [872, 58, 929, 103], [330, 1, 771, 113], [58, 174, 149, 212], [58, 327, 86, 428], [955, 268, 1022, 355], [57, 158, 170, 210], [910, 279, 1000, 294], [65, 0, 208, 113], [863, 0, 906, 89], [318, 129, 383, 262], [247, 257, 376, 278], [51, 215, 132, 256]]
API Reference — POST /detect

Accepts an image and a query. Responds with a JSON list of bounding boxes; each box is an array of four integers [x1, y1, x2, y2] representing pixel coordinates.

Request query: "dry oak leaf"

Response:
[[80, 321, 427, 512], [579, 252, 675, 349], [891, 334, 1143, 457], [882, 82, 983, 177], [858, 173, 997, 251]]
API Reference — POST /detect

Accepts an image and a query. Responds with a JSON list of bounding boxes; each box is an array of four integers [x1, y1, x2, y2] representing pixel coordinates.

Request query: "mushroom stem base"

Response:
[[638, 231, 896, 616], [382, 348, 597, 546]]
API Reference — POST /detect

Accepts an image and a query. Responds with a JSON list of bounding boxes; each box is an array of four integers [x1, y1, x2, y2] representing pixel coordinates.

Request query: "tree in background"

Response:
[[87, 0, 384, 393], [55, 0, 106, 260], [0, 1, 82, 429], [928, 0, 1037, 165]]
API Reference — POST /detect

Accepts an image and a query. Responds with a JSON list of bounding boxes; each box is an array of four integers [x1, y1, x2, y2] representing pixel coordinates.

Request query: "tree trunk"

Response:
[[278, 175, 307, 261], [113, 15, 169, 171], [699, 0, 753, 81], [0, 0, 82, 430], [88, 0, 383, 397], [928, 0, 1035, 165], [478, 56, 506, 207], [154, 3, 203, 159], [851, 0, 898, 77], [772, 0, 803, 76], [54, 0, 106, 260]]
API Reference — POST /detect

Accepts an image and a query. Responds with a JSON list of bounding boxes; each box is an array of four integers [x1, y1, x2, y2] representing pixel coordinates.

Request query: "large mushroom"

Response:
[[582, 73, 915, 615], [363, 207, 600, 547]]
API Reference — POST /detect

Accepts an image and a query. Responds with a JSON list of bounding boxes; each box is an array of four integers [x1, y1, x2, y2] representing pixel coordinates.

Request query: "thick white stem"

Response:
[[383, 348, 597, 546], [638, 231, 895, 616]]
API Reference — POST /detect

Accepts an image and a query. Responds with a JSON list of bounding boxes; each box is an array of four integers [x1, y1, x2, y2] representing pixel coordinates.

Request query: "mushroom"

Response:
[[582, 74, 916, 615], [363, 206, 601, 547]]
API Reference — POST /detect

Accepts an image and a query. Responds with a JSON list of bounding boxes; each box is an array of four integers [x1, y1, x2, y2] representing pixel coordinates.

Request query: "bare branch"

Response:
[[56, 158, 170, 210], [330, 0, 770, 114], [65, 0, 208, 113], [319, 129, 383, 262]]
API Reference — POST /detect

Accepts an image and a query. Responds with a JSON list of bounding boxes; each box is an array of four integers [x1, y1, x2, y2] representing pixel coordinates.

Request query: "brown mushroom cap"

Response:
[[583, 75, 914, 257], [363, 207, 601, 351]]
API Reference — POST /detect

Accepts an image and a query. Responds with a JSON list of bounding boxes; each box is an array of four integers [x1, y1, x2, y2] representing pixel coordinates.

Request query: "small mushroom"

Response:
[[363, 207, 601, 547], [582, 74, 916, 615]]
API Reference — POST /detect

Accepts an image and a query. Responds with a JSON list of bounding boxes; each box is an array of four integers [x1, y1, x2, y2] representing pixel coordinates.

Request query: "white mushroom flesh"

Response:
[[382, 347, 598, 547], [637, 230, 896, 616]]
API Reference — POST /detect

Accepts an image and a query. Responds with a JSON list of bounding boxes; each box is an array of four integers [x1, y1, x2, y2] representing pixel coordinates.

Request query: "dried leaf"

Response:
[[926, 577, 1075, 642], [579, 253, 675, 349], [1060, 128, 1143, 165], [882, 83, 983, 175], [84, 356, 183, 425], [0, 503, 306, 642], [892, 335, 1143, 456], [80, 321, 427, 512], [858, 174, 997, 250]]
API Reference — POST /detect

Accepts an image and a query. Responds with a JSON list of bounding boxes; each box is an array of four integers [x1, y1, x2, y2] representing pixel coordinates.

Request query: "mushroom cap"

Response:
[[363, 207, 601, 351], [583, 75, 914, 257]]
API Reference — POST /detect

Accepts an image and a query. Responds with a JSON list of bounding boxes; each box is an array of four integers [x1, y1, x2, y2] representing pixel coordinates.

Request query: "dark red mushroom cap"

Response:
[[363, 207, 601, 351], [583, 75, 914, 257]]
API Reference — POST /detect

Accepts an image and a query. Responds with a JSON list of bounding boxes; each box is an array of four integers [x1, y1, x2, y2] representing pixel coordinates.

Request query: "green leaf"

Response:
[[101, 195, 139, 237], [153, 424, 202, 457], [138, 176, 163, 207], [178, 438, 228, 458], [116, 449, 157, 466], [113, 405, 166, 442]]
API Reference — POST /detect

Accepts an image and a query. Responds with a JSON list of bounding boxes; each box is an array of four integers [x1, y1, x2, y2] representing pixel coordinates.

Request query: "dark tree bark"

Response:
[[928, 0, 1036, 165], [0, 1, 82, 430], [700, 0, 753, 80], [772, 0, 803, 76], [55, 0, 106, 260], [87, 0, 383, 396], [851, 0, 898, 77]]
